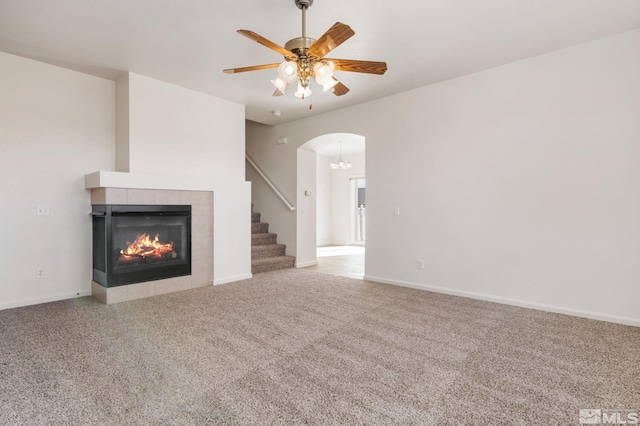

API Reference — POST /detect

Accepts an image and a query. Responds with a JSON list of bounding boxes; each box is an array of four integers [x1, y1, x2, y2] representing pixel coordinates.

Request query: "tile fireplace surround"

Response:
[[90, 187, 213, 304]]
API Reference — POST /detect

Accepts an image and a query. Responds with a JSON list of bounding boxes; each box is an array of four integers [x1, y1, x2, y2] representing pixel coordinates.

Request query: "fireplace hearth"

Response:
[[92, 204, 192, 287]]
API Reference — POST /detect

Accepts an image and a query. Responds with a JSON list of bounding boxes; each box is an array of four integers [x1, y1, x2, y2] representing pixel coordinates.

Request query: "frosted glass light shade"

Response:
[[313, 62, 333, 85], [294, 82, 312, 99], [278, 61, 299, 83], [322, 78, 339, 92], [271, 77, 287, 95]]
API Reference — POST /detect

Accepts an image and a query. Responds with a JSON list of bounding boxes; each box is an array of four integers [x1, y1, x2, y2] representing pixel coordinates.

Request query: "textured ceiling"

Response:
[[1, 0, 639, 126]]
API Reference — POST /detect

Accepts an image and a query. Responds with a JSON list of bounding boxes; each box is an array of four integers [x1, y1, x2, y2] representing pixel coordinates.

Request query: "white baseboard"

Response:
[[363, 275, 640, 328], [214, 273, 253, 285], [296, 260, 318, 268], [0, 290, 92, 311]]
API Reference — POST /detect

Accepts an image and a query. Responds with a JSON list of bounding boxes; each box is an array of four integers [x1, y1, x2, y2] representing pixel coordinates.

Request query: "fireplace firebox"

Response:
[[92, 204, 192, 287]]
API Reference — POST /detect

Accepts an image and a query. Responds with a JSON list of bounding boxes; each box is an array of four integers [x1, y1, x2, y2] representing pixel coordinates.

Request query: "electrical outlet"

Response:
[[394, 206, 401, 216], [417, 260, 424, 269], [36, 268, 45, 279], [36, 205, 50, 216]]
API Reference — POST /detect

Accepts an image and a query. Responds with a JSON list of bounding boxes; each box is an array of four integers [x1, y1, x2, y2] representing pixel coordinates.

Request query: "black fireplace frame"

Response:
[[92, 204, 192, 288]]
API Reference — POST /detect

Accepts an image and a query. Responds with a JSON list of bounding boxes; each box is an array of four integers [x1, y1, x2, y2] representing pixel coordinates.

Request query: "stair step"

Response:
[[252, 233, 278, 246], [249, 208, 295, 273], [251, 222, 269, 234], [251, 256, 296, 274], [251, 244, 286, 260]]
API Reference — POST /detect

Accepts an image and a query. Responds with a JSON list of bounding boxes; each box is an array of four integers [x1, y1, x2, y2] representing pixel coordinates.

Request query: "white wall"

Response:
[[115, 73, 130, 172], [246, 29, 640, 326], [316, 154, 332, 246], [0, 51, 115, 309], [296, 149, 317, 267], [124, 73, 245, 181]]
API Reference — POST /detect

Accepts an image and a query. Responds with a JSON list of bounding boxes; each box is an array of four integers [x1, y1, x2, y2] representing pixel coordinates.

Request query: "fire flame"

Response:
[[119, 233, 175, 262]]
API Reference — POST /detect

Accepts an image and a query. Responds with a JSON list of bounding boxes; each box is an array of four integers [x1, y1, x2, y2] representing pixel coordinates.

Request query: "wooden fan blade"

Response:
[[326, 59, 388, 75], [331, 78, 350, 96], [306, 22, 355, 59], [223, 63, 281, 74], [237, 29, 293, 57]]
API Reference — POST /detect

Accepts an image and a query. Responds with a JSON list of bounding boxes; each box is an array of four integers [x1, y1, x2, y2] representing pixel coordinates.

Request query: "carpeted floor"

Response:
[[1, 269, 638, 425]]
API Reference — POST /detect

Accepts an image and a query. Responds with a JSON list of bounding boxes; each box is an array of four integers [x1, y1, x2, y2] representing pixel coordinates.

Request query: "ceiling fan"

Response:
[[223, 0, 387, 100]]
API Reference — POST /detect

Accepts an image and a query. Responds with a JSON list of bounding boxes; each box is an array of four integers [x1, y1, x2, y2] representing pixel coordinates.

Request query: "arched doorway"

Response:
[[297, 133, 365, 279]]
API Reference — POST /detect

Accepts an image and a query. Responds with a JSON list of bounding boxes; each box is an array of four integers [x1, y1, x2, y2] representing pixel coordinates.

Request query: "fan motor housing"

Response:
[[295, 0, 313, 10], [285, 37, 316, 53]]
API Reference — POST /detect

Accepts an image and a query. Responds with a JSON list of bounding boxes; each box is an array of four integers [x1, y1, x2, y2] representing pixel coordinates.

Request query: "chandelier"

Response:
[[329, 141, 351, 169]]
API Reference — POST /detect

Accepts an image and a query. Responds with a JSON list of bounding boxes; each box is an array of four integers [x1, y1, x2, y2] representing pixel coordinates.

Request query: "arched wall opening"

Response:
[[296, 132, 365, 269]]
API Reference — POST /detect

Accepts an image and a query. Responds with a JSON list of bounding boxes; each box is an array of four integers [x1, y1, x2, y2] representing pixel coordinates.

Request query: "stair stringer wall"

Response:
[[246, 161, 297, 258]]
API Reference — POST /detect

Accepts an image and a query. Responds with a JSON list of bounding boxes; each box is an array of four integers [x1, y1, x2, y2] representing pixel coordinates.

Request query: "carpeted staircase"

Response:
[[251, 207, 295, 274]]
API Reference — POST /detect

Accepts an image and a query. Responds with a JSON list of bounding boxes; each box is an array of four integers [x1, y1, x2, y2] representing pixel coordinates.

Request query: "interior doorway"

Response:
[[297, 132, 366, 279]]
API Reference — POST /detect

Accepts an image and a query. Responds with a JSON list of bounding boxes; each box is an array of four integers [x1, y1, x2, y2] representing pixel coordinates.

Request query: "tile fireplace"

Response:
[[88, 187, 213, 304]]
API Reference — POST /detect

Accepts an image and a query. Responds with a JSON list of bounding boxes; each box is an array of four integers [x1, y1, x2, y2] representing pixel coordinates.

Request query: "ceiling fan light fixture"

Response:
[[224, 0, 387, 103], [278, 61, 299, 83]]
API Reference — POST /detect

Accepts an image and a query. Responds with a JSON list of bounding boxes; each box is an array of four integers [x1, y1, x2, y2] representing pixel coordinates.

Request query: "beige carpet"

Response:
[[1, 269, 638, 425]]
